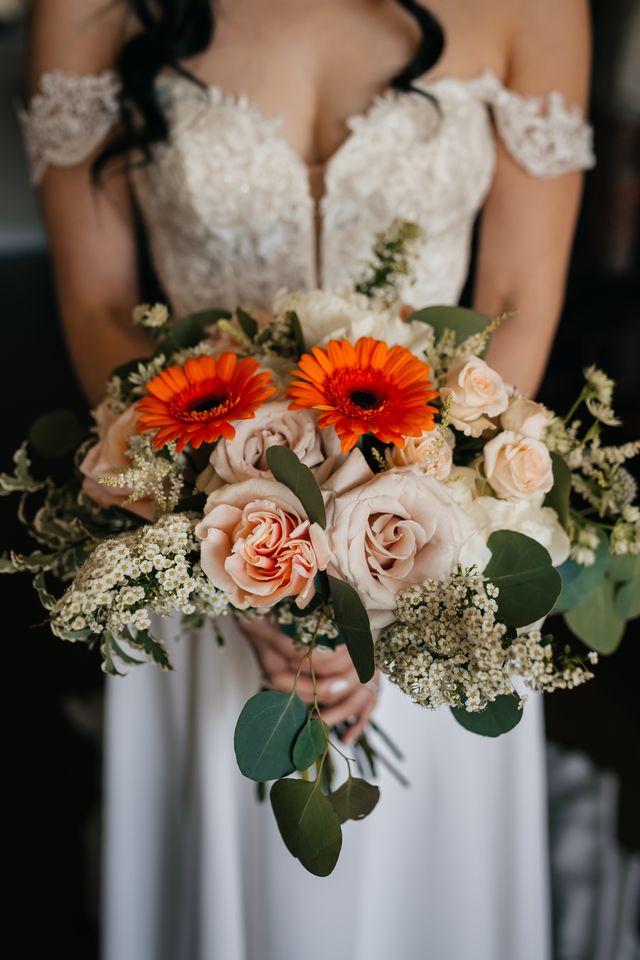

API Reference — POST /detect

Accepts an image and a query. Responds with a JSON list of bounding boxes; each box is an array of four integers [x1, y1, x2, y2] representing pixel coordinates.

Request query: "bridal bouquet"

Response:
[[3, 223, 639, 875]]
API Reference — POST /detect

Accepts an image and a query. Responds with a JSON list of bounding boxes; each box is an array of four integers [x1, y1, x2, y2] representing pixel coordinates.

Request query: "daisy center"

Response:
[[349, 389, 381, 410]]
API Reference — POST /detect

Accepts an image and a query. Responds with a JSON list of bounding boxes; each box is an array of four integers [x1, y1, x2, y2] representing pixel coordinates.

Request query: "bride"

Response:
[[23, 1, 594, 958]]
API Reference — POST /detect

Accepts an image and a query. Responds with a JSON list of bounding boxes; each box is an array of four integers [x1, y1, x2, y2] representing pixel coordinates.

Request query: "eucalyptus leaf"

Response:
[[287, 310, 307, 357], [565, 576, 625, 653], [270, 778, 343, 876], [234, 690, 308, 781], [451, 693, 522, 737], [616, 570, 640, 621], [608, 554, 640, 584], [293, 719, 328, 771], [29, 410, 85, 460], [544, 453, 571, 530], [154, 308, 230, 356], [327, 575, 375, 683], [329, 776, 380, 823], [266, 446, 326, 528], [553, 530, 610, 614], [484, 530, 561, 627], [405, 304, 490, 345], [236, 307, 258, 341]]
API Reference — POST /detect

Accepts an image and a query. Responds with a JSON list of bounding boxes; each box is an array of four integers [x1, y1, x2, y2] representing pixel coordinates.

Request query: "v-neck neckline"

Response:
[[155, 70, 491, 175]]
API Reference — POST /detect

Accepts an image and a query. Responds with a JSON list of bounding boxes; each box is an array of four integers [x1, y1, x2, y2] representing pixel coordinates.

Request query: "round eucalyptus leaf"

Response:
[[451, 694, 523, 738], [565, 576, 625, 653], [234, 691, 308, 781], [485, 530, 561, 627], [29, 410, 85, 459], [329, 776, 380, 824], [327, 575, 375, 682], [405, 305, 490, 346], [293, 719, 328, 771], [553, 530, 609, 614], [270, 778, 343, 876], [266, 446, 326, 528]]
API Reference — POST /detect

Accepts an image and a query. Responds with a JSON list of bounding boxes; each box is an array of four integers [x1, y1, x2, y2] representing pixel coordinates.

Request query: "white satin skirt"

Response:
[[102, 615, 551, 960]]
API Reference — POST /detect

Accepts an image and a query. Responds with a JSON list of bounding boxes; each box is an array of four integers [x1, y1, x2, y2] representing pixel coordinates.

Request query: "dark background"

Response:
[[1, 2, 639, 957]]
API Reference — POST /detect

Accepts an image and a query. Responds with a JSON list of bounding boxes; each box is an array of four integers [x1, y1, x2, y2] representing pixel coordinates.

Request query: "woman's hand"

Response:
[[238, 615, 380, 745]]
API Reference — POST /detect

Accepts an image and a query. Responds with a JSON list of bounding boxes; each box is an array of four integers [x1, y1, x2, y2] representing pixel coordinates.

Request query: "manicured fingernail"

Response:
[[329, 679, 349, 694]]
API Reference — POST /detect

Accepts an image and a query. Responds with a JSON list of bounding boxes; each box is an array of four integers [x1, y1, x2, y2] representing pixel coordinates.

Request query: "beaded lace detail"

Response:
[[19, 70, 121, 185], [20, 69, 595, 315]]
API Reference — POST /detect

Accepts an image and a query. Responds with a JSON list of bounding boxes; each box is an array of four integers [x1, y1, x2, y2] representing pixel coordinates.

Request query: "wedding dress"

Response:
[[22, 68, 594, 960]]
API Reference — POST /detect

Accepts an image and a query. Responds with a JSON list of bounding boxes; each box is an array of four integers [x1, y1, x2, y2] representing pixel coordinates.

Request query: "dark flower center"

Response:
[[189, 394, 227, 414], [350, 390, 380, 410]]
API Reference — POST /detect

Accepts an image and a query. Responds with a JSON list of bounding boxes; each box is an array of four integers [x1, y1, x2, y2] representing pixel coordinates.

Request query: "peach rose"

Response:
[[207, 401, 341, 486], [500, 395, 553, 440], [385, 429, 454, 479], [195, 479, 331, 609], [79, 406, 154, 519], [440, 357, 509, 437], [324, 451, 477, 628], [483, 431, 554, 502]]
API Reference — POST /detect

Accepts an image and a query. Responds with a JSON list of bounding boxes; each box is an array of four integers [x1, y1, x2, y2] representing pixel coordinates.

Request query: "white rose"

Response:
[[501, 395, 553, 440], [273, 289, 432, 359], [483, 431, 554, 502], [445, 466, 482, 506], [385, 429, 454, 479], [459, 496, 570, 569], [324, 451, 478, 628], [441, 357, 509, 437], [205, 400, 342, 487]]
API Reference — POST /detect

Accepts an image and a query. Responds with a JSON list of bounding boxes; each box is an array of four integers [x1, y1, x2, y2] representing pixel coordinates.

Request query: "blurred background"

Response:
[[1, 2, 638, 957]]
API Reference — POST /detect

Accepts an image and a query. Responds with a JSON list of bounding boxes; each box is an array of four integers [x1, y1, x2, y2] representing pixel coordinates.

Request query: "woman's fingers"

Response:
[[341, 692, 378, 746], [319, 686, 378, 729]]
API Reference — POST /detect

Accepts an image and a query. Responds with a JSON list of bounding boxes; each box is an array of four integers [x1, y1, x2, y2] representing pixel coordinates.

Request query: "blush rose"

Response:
[[195, 479, 331, 609], [324, 451, 477, 628], [483, 430, 554, 502], [440, 357, 510, 437]]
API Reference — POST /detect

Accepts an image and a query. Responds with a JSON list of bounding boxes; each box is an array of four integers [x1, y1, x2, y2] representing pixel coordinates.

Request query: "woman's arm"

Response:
[[29, 0, 152, 406], [475, 0, 591, 397]]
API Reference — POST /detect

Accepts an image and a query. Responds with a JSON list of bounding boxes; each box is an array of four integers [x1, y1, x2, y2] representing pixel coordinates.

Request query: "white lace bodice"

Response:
[[20, 69, 594, 316]]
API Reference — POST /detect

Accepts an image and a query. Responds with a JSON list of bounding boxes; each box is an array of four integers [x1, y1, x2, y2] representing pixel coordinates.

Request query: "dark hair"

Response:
[[95, 0, 444, 175]]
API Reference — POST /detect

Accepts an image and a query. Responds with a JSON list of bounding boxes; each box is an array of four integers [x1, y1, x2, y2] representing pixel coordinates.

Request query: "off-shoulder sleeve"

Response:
[[471, 71, 595, 178], [19, 70, 122, 185]]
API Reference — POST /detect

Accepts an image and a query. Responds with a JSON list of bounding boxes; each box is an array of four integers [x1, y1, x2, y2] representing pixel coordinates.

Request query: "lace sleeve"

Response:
[[19, 70, 122, 185], [472, 71, 595, 178]]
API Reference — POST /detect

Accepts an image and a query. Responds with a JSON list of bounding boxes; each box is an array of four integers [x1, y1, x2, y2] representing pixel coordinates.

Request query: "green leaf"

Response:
[[126, 627, 173, 670], [484, 530, 561, 627], [0, 443, 45, 496], [329, 776, 380, 823], [287, 310, 307, 357], [236, 307, 258, 341], [615, 558, 640, 620], [608, 554, 640, 584], [154, 308, 230, 356], [565, 575, 626, 653], [29, 410, 85, 459], [293, 719, 328, 771], [270, 778, 342, 876], [266, 446, 326, 528], [544, 453, 571, 530], [405, 304, 491, 345], [234, 691, 308, 781], [553, 529, 609, 614], [327, 575, 375, 683], [451, 693, 523, 737]]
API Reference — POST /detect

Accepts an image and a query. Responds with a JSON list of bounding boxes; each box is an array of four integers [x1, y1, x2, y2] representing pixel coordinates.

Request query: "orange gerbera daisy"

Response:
[[137, 354, 276, 452], [286, 337, 439, 452]]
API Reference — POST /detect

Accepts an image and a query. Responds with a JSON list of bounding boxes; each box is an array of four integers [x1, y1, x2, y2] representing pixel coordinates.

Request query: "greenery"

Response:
[[451, 693, 523, 737], [484, 530, 561, 627]]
